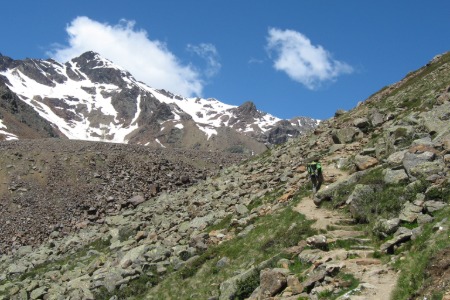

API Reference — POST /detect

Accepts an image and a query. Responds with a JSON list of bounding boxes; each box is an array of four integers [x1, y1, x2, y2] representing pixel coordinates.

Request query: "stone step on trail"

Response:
[[325, 229, 365, 239]]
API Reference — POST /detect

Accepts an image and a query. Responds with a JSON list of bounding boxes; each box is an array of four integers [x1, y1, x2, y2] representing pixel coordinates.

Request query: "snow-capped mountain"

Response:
[[0, 51, 318, 153]]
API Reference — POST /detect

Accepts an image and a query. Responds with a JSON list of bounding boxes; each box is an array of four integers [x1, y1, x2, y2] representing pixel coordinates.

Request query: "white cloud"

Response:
[[48, 16, 211, 97], [187, 43, 221, 78], [266, 28, 353, 90]]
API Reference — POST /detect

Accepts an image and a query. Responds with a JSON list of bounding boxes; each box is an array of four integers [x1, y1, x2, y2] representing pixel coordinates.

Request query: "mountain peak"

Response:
[[0, 51, 318, 151]]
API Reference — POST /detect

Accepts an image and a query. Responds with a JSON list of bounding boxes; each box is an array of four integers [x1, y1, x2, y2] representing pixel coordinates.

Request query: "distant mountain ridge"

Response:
[[0, 51, 318, 153]]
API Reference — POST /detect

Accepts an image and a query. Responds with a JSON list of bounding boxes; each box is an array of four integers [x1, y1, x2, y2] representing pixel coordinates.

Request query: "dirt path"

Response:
[[294, 168, 399, 299]]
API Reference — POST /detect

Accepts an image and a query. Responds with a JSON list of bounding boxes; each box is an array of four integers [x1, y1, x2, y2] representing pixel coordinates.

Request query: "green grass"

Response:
[[374, 51, 450, 113], [391, 207, 450, 300], [144, 201, 317, 299]]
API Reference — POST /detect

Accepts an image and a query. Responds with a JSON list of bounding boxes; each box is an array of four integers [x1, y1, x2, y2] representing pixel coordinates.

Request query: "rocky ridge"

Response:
[[0, 52, 449, 299]]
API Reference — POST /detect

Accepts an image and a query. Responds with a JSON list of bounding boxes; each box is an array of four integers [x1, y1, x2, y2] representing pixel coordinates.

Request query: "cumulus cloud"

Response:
[[187, 43, 221, 78], [48, 16, 215, 97], [266, 28, 353, 90]]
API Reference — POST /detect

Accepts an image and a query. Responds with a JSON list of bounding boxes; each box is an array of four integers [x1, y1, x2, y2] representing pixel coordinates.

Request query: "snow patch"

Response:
[[0, 120, 18, 140], [155, 138, 166, 148]]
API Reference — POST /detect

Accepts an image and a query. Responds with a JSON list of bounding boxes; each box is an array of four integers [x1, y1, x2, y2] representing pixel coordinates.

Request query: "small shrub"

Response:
[[179, 249, 217, 279], [234, 271, 260, 300]]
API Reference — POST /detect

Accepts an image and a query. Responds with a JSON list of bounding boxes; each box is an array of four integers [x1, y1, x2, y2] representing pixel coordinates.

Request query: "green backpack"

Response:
[[307, 162, 321, 175]]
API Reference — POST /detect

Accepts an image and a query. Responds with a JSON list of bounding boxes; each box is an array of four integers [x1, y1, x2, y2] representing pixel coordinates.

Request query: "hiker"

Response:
[[307, 159, 323, 193]]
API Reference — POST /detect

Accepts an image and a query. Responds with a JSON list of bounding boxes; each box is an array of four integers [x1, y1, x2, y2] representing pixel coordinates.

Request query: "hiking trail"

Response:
[[293, 164, 399, 300]]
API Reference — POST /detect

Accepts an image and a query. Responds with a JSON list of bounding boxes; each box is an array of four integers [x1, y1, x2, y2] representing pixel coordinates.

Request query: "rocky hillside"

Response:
[[0, 52, 318, 154], [0, 52, 449, 300], [0, 139, 246, 254]]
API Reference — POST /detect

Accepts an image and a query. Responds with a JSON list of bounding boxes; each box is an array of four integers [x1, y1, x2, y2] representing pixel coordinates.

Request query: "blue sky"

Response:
[[1, 1, 449, 120]]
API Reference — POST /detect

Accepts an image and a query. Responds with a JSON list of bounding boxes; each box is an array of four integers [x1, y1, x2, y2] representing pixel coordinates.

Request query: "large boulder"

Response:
[[419, 101, 450, 138], [314, 169, 371, 205], [355, 155, 379, 171], [373, 218, 401, 238], [332, 127, 363, 144], [387, 150, 408, 166], [369, 109, 385, 127], [259, 268, 290, 298], [399, 201, 423, 223], [353, 117, 370, 131], [348, 184, 377, 221], [403, 151, 436, 178], [409, 161, 445, 178], [383, 168, 409, 184]]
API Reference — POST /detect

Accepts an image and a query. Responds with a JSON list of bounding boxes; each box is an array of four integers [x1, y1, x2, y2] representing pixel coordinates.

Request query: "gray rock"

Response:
[[306, 235, 327, 249], [403, 151, 435, 177], [102, 269, 124, 292], [334, 109, 347, 117], [417, 213, 434, 225], [302, 269, 327, 290], [16, 245, 33, 257], [411, 136, 433, 147], [360, 147, 376, 156], [409, 161, 445, 178], [348, 184, 376, 221], [380, 232, 412, 253], [287, 275, 304, 294], [145, 246, 171, 263], [216, 257, 230, 269], [7, 263, 28, 275], [369, 109, 385, 127], [298, 249, 324, 264], [399, 201, 423, 223], [386, 125, 414, 148], [105, 215, 129, 226], [424, 200, 447, 213], [353, 117, 370, 130], [127, 195, 145, 207], [328, 144, 345, 153], [30, 286, 48, 300], [315, 169, 371, 204], [373, 218, 400, 237], [394, 227, 413, 237], [177, 247, 196, 261], [354, 155, 378, 171], [237, 224, 255, 237], [67, 274, 91, 290], [189, 213, 215, 230], [332, 127, 363, 144], [259, 268, 289, 298], [383, 168, 409, 184], [411, 226, 424, 241], [120, 244, 148, 266], [444, 154, 450, 164], [387, 150, 408, 166], [419, 101, 450, 136], [235, 204, 249, 216]]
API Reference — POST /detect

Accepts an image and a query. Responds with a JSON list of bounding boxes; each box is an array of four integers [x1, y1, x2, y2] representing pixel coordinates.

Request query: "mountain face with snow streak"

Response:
[[0, 51, 318, 153]]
